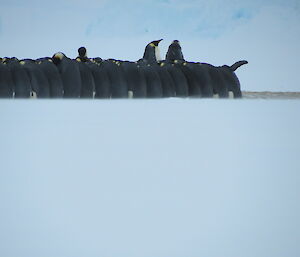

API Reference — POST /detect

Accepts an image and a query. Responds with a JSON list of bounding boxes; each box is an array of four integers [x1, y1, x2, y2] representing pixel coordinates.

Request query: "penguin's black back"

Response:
[[0, 62, 14, 98], [185, 62, 213, 97], [76, 59, 95, 98], [174, 62, 202, 97], [6, 58, 31, 98], [203, 63, 229, 98], [163, 62, 189, 97], [121, 61, 147, 98], [219, 65, 242, 98], [86, 61, 111, 99], [155, 63, 176, 97], [102, 60, 128, 98], [36, 58, 64, 98], [139, 62, 163, 98], [22, 59, 50, 98], [52, 53, 82, 98]]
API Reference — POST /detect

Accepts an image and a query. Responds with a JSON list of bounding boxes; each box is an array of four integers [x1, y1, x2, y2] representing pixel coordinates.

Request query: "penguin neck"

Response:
[[155, 46, 162, 62]]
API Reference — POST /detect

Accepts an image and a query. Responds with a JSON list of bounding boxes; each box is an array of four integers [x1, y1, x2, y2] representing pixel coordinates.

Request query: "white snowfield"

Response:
[[0, 99, 299, 257]]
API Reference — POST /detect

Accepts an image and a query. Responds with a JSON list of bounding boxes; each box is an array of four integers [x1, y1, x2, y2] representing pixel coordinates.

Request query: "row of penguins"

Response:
[[0, 39, 248, 99]]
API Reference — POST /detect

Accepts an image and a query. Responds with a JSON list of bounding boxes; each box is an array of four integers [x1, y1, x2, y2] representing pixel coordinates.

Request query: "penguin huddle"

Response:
[[0, 40, 247, 99]]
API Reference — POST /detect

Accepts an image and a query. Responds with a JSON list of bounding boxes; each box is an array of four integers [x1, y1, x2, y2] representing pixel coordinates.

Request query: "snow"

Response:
[[0, 99, 300, 257]]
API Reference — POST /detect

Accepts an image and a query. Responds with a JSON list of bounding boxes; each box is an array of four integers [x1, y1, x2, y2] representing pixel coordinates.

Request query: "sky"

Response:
[[0, 0, 300, 90], [0, 99, 300, 257]]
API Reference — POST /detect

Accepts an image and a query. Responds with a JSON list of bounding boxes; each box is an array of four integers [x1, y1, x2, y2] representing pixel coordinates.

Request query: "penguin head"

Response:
[[149, 39, 163, 47], [52, 52, 65, 65], [172, 40, 180, 45], [78, 47, 87, 58]]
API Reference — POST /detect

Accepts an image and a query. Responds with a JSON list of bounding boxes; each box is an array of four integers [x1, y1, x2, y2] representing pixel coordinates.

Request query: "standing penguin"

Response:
[[0, 61, 14, 98], [75, 57, 95, 98], [174, 60, 202, 97], [52, 52, 81, 98], [160, 60, 189, 97], [142, 39, 163, 64], [185, 62, 213, 97], [121, 61, 147, 98], [101, 59, 128, 98], [166, 40, 185, 63], [202, 63, 229, 98], [218, 60, 248, 98], [5, 57, 31, 98], [21, 59, 50, 98], [86, 60, 111, 99], [36, 57, 64, 98]]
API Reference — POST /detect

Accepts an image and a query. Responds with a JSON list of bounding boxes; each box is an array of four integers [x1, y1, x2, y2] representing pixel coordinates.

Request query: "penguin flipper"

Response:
[[230, 60, 248, 71]]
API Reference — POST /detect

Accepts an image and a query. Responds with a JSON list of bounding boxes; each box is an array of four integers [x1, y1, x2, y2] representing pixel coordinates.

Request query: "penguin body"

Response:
[[5, 58, 31, 98], [102, 60, 128, 98], [138, 61, 163, 98], [0, 62, 14, 98], [185, 62, 213, 97], [166, 40, 185, 63], [52, 52, 81, 98], [121, 61, 147, 98], [162, 61, 189, 97], [203, 63, 229, 98], [174, 61, 202, 97], [36, 57, 64, 98], [21, 59, 50, 98], [156, 63, 176, 97], [76, 58, 95, 98], [217, 61, 247, 98], [86, 61, 111, 99]]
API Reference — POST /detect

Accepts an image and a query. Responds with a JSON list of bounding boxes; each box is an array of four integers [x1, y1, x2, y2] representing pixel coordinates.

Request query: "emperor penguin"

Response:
[[161, 60, 189, 97], [185, 62, 213, 97], [85, 60, 111, 99], [101, 59, 128, 98], [21, 59, 50, 98], [166, 40, 185, 63], [75, 57, 95, 98], [0, 61, 14, 98], [202, 63, 229, 98], [218, 60, 248, 98], [142, 39, 163, 64], [36, 57, 64, 98], [52, 52, 82, 98], [173, 60, 202, 97], [121, 61, 147, 98], [137, 59, 163, 98], [5, 57, 31, 98]]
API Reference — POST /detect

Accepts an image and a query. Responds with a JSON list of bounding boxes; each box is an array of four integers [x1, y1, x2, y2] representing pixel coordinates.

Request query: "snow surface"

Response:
[[0, 99, 300, 257]]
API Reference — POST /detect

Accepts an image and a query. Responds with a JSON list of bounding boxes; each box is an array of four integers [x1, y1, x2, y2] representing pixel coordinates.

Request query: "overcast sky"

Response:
[[1, 0, 300, 91]]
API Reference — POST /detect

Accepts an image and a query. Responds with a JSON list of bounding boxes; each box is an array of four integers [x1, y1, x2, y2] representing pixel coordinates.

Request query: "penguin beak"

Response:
[[152, 39, 163, 46]]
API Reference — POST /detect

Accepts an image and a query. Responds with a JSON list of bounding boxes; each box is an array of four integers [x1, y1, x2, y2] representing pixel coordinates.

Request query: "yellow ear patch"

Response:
[[76, 57, 81, 62], [54, 52, 64, 60], [149, 43, 155, 47], [20, 61, 25, 65], [174, 60, 179, 64], [160, 62, 165, 67]]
